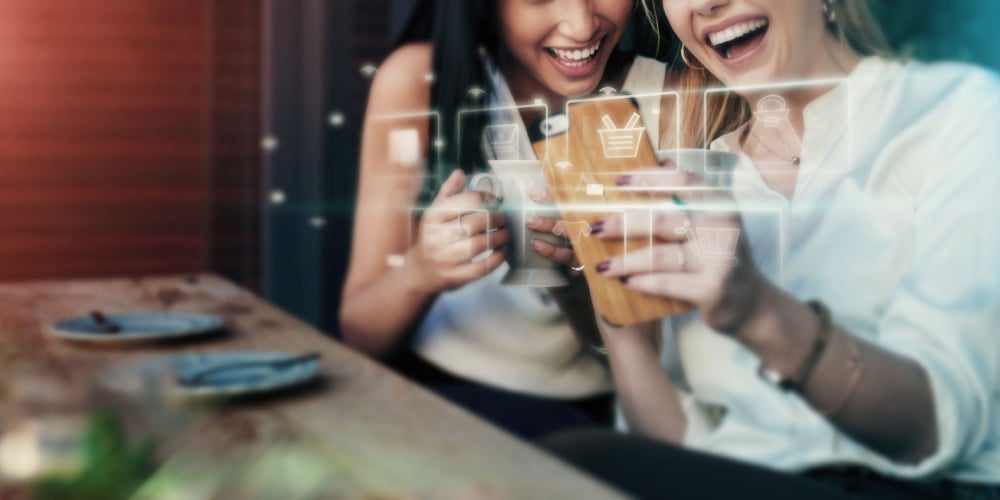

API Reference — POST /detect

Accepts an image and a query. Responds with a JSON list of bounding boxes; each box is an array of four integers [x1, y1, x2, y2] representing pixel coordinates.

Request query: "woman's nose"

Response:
[[691, 0, 730, 17], [558, 0, 600, 42]]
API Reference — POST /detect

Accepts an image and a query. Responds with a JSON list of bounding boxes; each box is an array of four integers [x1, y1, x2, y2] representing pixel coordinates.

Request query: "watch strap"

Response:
[[758, 300, 833, 391]]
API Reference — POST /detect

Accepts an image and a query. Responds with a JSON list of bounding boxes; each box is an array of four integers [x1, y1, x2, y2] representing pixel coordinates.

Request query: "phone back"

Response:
[[531, 97, 692, 326]]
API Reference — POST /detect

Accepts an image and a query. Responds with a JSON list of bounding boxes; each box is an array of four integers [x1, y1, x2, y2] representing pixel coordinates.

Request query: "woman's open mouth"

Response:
[[544, 37, 604, 78], [706, 18, 768, 62]]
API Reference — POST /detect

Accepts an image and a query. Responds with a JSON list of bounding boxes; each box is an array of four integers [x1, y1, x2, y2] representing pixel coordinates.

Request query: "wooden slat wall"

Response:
[[0, 0, 261, 285]]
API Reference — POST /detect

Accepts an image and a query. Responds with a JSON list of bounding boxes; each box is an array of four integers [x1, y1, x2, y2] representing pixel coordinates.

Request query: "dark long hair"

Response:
[[396, 0, 655, 203], [395, 0, 500, 203]]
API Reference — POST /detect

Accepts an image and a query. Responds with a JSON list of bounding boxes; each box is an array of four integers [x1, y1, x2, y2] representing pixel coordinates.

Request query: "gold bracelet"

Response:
[[816, 331, 866, 417]]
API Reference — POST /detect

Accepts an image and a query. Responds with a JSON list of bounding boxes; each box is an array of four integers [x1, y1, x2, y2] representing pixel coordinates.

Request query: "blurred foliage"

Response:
[[871, 0, 1000, 69], [33, 412, 155, 500]]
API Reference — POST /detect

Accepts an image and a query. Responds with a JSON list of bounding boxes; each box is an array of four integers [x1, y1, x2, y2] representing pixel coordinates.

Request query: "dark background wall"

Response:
[[0, 0, 261, 287], [262, 0, 391, 331], [873, 0, 1000, 69]]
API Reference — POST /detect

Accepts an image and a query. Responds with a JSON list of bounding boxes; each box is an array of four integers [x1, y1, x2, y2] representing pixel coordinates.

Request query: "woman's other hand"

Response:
[[410, 169, 510, 294], [592, 168, 764, 334], [525, 186, 580, 270]]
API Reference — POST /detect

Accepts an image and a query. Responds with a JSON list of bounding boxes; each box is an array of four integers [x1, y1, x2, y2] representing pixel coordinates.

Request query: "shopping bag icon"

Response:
[[597, 113, 645, 158]]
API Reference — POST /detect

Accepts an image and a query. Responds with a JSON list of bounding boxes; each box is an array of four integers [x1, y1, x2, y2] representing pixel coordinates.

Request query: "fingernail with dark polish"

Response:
[[591, 220, 604, 234], [618, 276, 630, 284], [596, 260, 610, 273], [615, 175, 631, 186]]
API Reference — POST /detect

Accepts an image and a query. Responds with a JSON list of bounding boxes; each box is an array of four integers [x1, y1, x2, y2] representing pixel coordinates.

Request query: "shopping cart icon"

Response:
[[675, 220, 740, 268], [483, 124, 519, 158], [598, 113, 645, 158]]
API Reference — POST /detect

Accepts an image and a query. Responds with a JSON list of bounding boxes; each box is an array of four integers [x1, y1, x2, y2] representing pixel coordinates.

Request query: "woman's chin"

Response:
[[717, 66, 782, 93], [547, 76, 603, 101]]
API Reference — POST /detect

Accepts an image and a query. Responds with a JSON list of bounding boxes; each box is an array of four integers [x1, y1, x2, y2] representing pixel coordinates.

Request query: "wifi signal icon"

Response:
[[599, 87, 617, 95], [359, 63, 378, 79], [467, 86, 486, 100], [555, 161, 573, 170]]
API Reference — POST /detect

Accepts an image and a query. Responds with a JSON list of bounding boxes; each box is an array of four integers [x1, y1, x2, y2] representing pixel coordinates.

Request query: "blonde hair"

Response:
[[831, 0, 893, 57], [675, 67, 751, 148], [636, 0, 748, 146]]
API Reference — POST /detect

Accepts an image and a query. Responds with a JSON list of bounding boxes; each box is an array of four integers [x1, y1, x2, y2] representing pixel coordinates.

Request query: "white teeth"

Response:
[[550, 39, 602, 62], [708, 19, 767, 47]]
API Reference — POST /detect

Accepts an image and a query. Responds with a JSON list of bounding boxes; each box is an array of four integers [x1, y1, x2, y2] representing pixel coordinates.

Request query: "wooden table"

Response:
[[0, 275, 625, 499]]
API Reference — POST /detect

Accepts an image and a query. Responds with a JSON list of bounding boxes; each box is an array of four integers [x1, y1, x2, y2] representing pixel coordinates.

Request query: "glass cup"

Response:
[[468, 159, 569, 288]]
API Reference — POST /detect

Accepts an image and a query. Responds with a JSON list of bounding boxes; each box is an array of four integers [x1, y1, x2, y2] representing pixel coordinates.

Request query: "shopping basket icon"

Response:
[[483, 123, 519, 158], [597, 113, 645, 158], [675, 221, 740, 268]]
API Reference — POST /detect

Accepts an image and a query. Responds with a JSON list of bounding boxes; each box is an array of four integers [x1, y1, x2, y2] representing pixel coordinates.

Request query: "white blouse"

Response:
[[665, 57, 1000, 483], [414, 57, 668, 398]]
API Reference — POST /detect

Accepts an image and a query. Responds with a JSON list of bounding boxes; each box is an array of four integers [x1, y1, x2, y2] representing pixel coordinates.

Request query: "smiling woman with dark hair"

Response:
[[339, 0, 744, 439], [542, 0, 1000, 498]]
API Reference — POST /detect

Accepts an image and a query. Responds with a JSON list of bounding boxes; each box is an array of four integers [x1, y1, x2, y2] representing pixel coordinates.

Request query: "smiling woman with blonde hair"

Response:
[[542, 1, 1000, 499]]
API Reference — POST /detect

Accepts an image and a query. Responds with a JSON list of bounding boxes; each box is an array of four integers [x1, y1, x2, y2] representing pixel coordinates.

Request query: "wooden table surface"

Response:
[[0, 274, 625, 499]]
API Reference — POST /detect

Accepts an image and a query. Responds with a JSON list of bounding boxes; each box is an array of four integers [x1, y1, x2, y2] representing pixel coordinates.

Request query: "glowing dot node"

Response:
[[269, 190, 286, 205], [260, 135, 280, 152]]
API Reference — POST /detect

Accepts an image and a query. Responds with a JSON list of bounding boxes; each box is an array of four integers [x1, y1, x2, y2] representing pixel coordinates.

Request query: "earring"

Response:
[[822, 0, 837, 23], [679, 45, 704, 70]]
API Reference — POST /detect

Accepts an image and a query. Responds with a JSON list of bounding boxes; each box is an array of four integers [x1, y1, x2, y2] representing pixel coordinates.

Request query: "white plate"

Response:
[[100, 352, 321, 399], [49, 313, 225, 343]]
